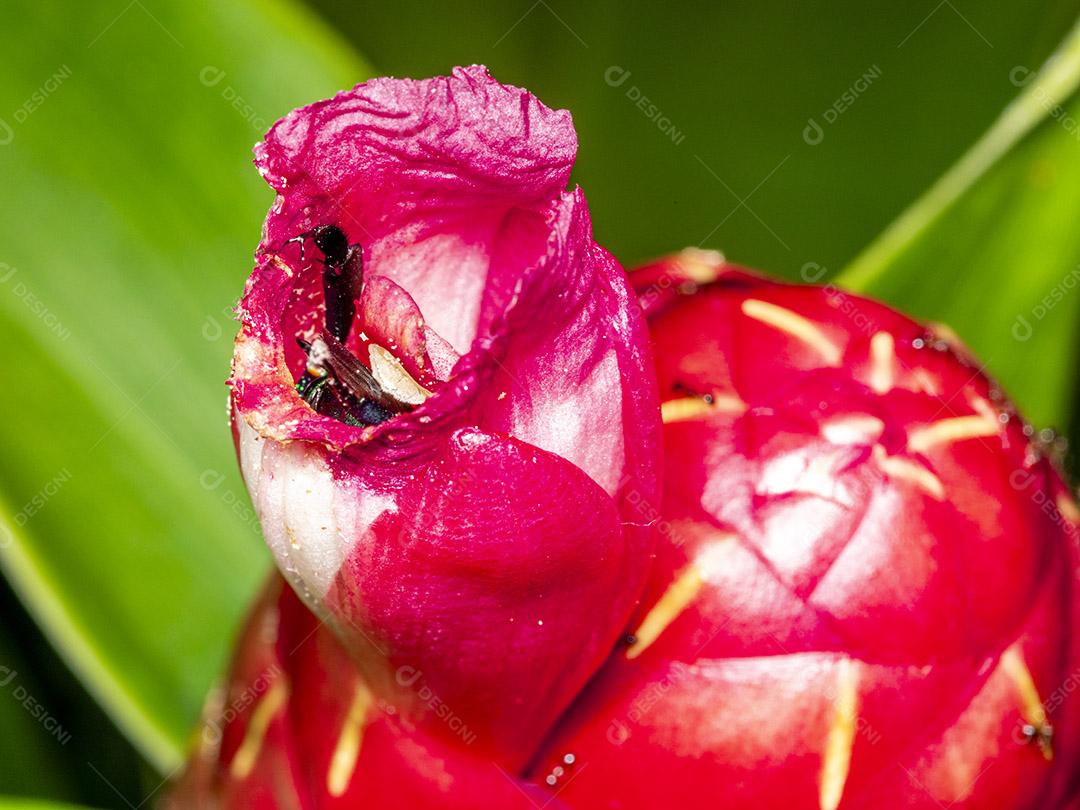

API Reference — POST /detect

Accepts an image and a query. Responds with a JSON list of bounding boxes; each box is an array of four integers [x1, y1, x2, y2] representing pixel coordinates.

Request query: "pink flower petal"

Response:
[[228, 68, 661, 767]]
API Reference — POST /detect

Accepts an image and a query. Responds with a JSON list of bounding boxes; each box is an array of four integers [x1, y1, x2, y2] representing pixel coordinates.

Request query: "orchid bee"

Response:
[[287, 224, 408, 426], [287, 224, 365, 343]]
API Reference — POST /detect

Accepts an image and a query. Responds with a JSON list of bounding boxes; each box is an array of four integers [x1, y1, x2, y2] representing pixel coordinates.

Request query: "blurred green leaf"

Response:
[[0, 629, 80, 800], [0, 802, 101, 810], [0, 0, 371, 771], [313, 0, 1080, 274], [838, 19, 1080, 429], [0, 580, 149, 804]]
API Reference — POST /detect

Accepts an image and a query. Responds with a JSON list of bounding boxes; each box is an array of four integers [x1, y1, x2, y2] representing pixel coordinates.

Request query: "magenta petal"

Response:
[[323, 426, 632, 764], [359, 274, 454, 385], [229, 68, 661, 769]]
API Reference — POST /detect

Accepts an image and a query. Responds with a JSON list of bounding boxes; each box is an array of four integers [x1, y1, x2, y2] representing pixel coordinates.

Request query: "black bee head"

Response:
[[311, 224, 349, 265]]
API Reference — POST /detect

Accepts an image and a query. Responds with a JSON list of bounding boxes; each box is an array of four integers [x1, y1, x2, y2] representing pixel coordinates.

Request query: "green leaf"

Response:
[[0, 0, 371, 771], [838, 19, 1080, 429], [0, 580, 153, 803], [0, 801, 102, 810], [0, 630, 80, 800]]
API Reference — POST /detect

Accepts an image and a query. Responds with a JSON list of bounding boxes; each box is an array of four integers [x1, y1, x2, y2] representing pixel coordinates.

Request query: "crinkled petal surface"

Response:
[[229, 67, 661, 765], [527, 252, 1080, 809]]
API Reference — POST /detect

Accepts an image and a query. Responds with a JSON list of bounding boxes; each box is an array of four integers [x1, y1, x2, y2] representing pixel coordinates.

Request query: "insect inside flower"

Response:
[[289, 224, 430, 427], [224, 66, 663, 771]]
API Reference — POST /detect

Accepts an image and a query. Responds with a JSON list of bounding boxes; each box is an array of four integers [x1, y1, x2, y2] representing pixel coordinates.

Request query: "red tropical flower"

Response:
[[527, 251, 1080, 809], [168, 578, 559, 809], [226, 66, 661, 768], [175, 65, 1080, 808]]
